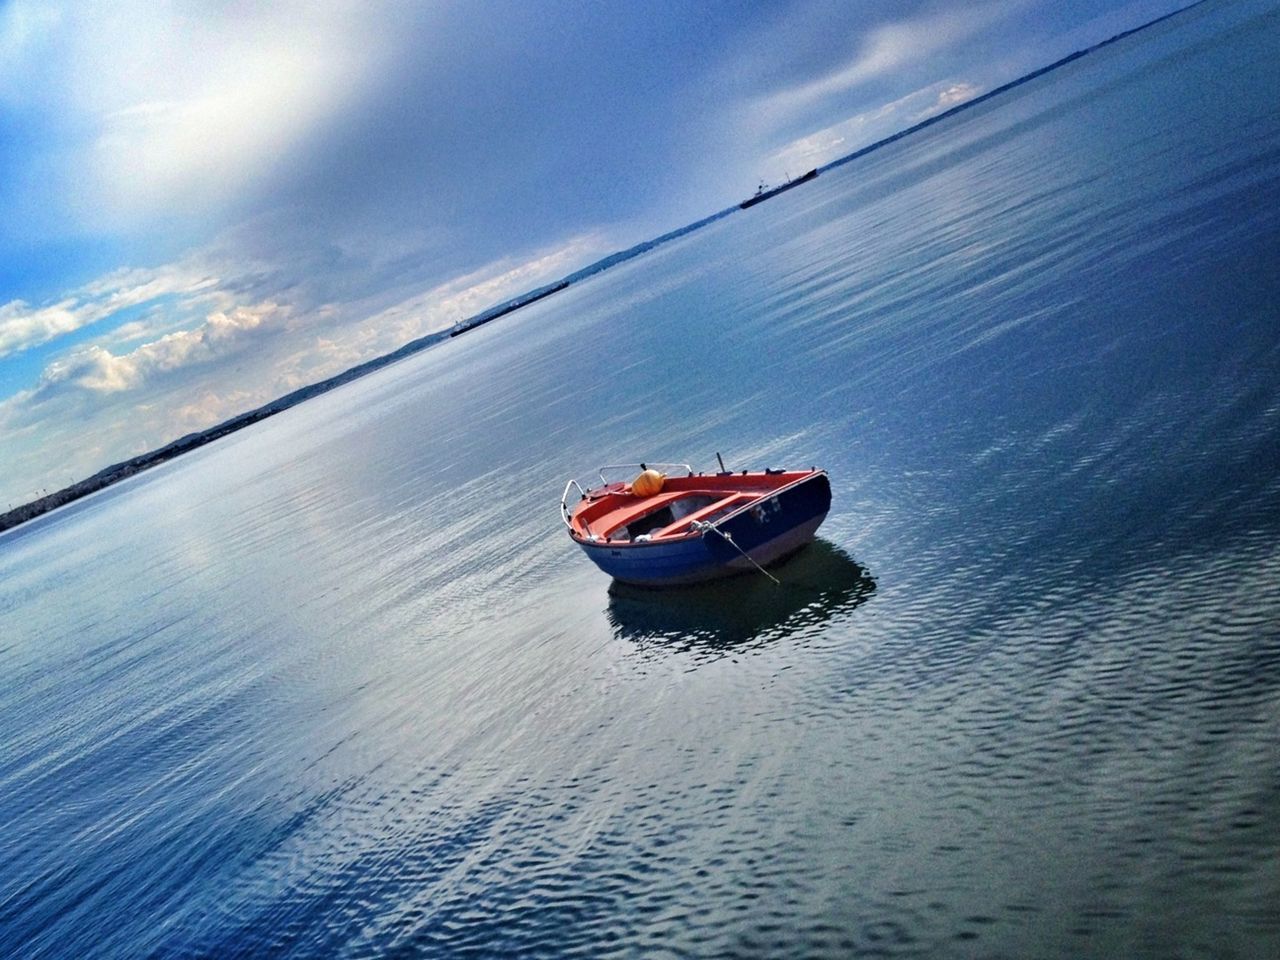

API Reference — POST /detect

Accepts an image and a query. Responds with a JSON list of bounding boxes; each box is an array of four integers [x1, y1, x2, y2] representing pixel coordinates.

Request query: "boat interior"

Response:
[[566, 470, 814, 544], [604, 491, 757, 542]]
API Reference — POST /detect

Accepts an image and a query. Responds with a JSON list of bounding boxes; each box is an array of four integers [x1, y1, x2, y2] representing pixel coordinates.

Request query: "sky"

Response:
[[0, 0, 1191, 509]]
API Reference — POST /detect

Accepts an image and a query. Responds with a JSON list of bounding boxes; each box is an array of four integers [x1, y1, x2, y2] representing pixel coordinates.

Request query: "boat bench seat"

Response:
[[650, 492, 757, 539], [584, 490, 694, 539]]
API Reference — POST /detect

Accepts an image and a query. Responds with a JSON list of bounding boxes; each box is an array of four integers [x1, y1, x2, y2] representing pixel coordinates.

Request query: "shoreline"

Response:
[[0, 209, 733, 535], [0, 1, 1203, 536]]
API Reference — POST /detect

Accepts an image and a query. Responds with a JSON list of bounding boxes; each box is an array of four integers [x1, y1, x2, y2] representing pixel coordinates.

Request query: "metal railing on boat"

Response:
[[560, 464, 693, 529], [595, 463, 692, 485]]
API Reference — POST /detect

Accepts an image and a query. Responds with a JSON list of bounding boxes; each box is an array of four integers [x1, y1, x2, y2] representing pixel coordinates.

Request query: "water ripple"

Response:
[[4, 5, 1280, 957]]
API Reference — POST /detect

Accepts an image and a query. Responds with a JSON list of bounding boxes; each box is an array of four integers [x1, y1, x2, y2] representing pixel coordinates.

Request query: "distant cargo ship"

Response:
[[739, 168, 818, 209]]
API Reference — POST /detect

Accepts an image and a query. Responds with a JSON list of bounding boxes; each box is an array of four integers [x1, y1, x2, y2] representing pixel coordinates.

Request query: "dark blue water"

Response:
[[3, 1, 1279, 956]]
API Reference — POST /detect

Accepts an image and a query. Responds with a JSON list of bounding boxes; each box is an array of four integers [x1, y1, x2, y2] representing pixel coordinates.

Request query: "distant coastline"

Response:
[[0, 1, 1204, 536], [0, 209, 732, 534], [818, 1, 1201, 176]]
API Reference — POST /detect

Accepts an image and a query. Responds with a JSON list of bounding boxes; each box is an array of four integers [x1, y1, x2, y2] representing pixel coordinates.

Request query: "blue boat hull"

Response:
[[576, 472, 832, 586]]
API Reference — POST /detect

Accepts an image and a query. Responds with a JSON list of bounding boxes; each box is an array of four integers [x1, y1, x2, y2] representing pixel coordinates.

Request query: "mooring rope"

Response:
[[690, 521, 781, 585]]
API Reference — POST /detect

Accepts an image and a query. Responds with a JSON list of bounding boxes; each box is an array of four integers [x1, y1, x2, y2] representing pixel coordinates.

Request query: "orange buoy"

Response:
[[631, 469, 665, 497]]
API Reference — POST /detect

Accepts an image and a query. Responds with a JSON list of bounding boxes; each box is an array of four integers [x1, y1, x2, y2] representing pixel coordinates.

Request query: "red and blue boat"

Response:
[[561, 461, 831, 586]]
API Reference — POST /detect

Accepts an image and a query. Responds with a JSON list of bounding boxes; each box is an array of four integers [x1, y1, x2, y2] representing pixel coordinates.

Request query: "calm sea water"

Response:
[[3, 2, 1279, 957]]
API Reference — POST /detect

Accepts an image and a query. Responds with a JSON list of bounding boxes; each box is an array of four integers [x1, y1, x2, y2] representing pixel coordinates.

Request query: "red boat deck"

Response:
[[568, 470, 817, 543]]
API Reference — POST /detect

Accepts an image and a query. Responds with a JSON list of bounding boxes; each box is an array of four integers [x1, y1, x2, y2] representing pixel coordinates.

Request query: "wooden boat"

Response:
[[561, 462, 831, 586]]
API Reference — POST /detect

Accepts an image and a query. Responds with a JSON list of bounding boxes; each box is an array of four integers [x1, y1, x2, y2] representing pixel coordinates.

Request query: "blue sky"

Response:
[[0, 0, 1188, 507]]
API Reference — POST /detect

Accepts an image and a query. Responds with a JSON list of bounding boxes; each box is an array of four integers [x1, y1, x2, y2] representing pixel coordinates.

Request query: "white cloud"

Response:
[[772, 22, 929, 109], [79, 263, 220, 313], [0, 299, 83, 357], [359, 234, 603, 338], [267, 233, 608, 394], [98, 320, 153, 345], [936, 82, 981, 109], [2, 1, 394, 225], [168, 388, 260, 436], [766, 79, 983, 177], [0, 260, 220, 358], [755, 3, 1017, 129], [38, 346, 140, 394], [31, 302, 289, 398], [0, 230, 610, 506]]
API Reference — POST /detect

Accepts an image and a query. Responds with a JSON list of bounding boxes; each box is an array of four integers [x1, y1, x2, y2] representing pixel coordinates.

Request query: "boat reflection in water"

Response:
[[606, 539, 874, 661]]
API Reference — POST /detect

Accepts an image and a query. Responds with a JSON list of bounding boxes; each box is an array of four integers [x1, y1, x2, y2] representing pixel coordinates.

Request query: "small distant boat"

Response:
[[561, 460, 831, 586], [739, 168, 819, 209]]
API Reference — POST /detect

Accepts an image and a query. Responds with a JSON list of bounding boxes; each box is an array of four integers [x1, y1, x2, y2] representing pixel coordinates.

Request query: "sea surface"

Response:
[[3, 2, 1279, 957]]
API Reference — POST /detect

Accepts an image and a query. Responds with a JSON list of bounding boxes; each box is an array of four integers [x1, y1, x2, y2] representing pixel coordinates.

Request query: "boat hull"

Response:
[[575, 472, 831, 586]]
